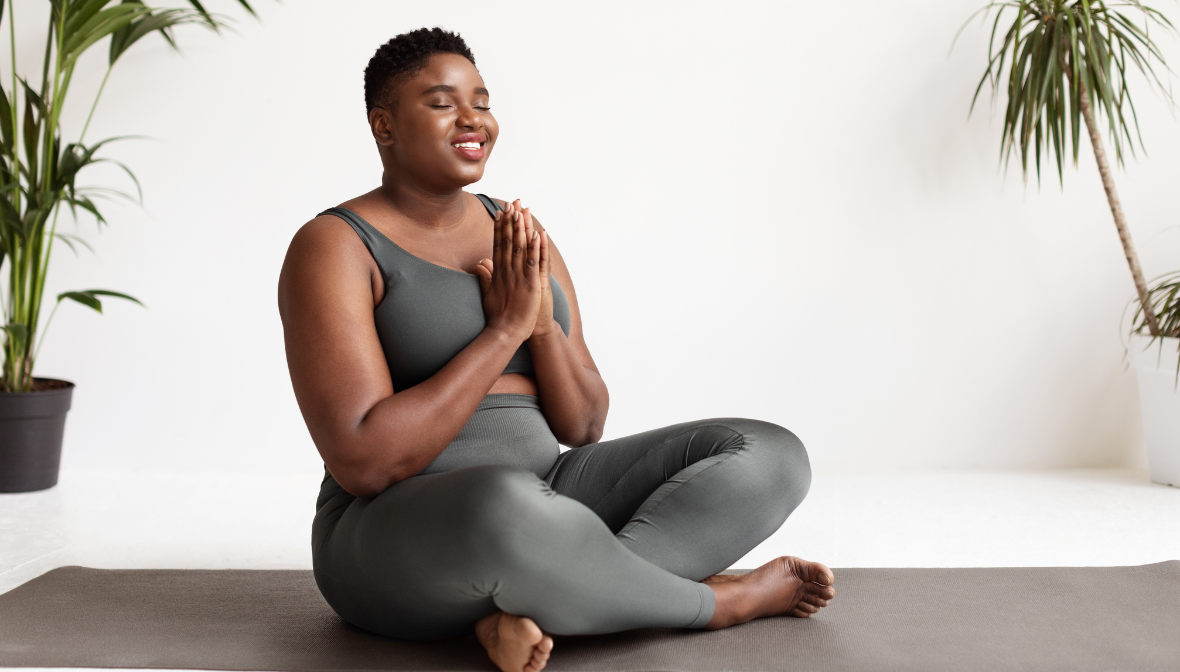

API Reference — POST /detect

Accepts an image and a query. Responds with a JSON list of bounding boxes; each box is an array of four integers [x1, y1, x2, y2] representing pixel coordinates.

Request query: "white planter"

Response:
[[1128, 333, 1180, 487]]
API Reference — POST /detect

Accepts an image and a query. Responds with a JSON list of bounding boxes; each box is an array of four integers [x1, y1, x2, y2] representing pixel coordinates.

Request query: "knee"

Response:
[[718, 419, 812, 506]]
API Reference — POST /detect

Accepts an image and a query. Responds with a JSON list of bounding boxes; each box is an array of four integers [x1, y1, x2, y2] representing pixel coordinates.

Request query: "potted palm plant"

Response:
[[959, 0, 1177, 484], [0, 0, 258, 493], [1126, 274, 1180, 486]]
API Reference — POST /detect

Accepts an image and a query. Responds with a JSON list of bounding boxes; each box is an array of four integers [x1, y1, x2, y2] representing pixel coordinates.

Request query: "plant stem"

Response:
[[6, 0, 17, 215], [78, 66, 111, 145], [1078, 78, 1160, 336]]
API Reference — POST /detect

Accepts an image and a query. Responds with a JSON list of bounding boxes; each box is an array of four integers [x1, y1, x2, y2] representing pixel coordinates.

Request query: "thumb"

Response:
[[474, 258, 493, 292]]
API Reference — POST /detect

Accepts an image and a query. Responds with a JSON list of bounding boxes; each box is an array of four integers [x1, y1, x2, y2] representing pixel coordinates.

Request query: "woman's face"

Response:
[[372, 53, 498, 191]]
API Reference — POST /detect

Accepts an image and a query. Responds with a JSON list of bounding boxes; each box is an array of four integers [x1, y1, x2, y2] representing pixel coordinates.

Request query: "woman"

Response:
[[278, 27, 835, 672]]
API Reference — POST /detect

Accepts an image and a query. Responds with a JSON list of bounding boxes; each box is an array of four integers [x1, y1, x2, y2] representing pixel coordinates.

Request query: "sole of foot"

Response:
[[475, 611, 554, 672], [705, 555, 836, 629]]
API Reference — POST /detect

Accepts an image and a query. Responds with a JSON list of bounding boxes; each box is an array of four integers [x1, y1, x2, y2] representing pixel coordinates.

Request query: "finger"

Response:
[[474, 258, 493, 293], [511, 207, 527, 274], [526, 226, 540, 276], [496, 209, 512, 275], [521, 204, 534, 242], [538, 230, 550, 283], [522, 208, 538, 277]]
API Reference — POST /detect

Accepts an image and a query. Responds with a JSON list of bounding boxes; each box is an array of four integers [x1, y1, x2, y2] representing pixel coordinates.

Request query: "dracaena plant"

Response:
[[0, 0, 257, 392], [1131, 272, 1180, 337], [959, 1, 1176, 336]]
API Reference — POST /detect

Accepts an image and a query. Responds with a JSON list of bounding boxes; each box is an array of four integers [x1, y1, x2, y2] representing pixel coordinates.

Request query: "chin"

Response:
[[451, 167, 487, 187]]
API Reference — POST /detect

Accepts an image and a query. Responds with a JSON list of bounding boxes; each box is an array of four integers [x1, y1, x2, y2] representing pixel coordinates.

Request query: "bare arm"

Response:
[[278, 210, 542, 498]]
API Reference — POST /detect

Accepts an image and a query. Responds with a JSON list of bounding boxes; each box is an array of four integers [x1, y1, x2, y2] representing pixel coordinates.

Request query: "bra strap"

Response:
[[319, 206, 397, 279], [474, 193, 501, 218]]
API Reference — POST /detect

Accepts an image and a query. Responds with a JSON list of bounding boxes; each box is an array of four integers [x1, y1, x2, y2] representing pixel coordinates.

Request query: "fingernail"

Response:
[[531, 231, 538, 241]]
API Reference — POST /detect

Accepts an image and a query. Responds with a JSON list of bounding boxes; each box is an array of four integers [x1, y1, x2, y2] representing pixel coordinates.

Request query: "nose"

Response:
[[456, 104, 482, 131]]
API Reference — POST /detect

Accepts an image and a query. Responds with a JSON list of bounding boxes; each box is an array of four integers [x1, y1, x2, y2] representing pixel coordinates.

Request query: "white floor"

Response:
[[3, 467, 1179, 596]]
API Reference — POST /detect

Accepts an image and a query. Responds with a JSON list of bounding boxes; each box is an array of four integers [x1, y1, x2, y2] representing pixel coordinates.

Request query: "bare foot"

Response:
[[474, 611, 554, 672], [705, 556, 836, 629], [702, 573, 743, 584]]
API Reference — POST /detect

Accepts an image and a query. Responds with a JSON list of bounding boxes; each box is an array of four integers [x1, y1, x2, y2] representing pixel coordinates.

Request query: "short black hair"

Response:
[[364, 27, 476, 114]]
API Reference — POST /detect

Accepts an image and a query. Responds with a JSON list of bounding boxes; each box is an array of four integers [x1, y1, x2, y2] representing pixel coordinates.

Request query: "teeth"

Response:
[[454, 142, 481, 149]]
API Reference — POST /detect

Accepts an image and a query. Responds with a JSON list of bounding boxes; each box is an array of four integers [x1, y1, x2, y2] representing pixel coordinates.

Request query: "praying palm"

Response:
[[962, 0, 1176, 335]]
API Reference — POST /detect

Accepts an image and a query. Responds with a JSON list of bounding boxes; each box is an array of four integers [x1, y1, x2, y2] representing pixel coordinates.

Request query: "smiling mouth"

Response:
[[453, 141, 482, 150]]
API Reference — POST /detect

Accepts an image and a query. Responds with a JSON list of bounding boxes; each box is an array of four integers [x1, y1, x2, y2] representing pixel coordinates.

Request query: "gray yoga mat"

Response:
[[1, 562, 1178, 672]]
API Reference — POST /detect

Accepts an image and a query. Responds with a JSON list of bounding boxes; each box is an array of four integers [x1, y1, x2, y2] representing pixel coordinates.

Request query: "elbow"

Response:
[[557, 416, 606, 448], [325, 450, 412, 499], [566, 395, 607, 447], [329, 465, 388, 499]]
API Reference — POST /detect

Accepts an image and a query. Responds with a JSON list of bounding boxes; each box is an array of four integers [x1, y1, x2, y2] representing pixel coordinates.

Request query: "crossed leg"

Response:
[[474, 418, 833, 670], [312, 419, 832, 672]]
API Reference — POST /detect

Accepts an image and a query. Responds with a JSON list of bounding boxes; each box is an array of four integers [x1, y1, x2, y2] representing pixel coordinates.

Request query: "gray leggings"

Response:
[[312, 394, 810, 640]]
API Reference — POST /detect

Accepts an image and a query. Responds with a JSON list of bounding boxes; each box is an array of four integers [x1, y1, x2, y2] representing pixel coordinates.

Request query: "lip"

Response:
[[451, 133, 487, 161]]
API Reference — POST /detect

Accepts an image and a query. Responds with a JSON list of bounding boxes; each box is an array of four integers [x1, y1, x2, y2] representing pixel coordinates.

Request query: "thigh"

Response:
[[313, 466, 539, 640], [313, 465, 715, 637], [544, 419, 747, 533]]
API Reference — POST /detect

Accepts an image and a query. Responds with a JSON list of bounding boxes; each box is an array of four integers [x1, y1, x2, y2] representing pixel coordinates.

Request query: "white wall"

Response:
[[12, 0, 1180, 474]]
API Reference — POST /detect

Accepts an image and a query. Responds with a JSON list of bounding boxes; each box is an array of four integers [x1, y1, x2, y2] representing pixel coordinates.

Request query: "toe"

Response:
[[801, 593, 830, 608], [525, 652, 549, 672], [803, 560, 834, 586], [803, 582, 836, 600], [512, 616, 544, 644]]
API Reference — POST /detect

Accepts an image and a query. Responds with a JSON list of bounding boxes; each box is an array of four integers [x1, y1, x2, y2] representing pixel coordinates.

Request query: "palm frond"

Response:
[[963, 0, 1176, 186]]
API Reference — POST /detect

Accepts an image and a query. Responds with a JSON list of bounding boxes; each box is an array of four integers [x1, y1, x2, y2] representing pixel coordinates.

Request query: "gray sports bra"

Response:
[[321, 195, 571, 392]]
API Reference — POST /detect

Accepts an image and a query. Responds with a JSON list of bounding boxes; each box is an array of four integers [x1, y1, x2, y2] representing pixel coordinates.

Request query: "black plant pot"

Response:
[[0, 379, 74, 493]]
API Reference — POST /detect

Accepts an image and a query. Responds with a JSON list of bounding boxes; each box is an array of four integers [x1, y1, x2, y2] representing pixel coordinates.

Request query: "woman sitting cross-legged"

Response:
[[277, 27, 835, 672]]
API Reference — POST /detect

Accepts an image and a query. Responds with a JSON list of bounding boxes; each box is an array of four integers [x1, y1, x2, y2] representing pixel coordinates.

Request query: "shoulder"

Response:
[[279, 212, 376, 302], [285, 212, 368, 263]]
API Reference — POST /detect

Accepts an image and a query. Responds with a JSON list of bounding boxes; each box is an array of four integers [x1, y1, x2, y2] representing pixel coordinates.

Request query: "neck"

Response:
[[378, 170, 469, 230]]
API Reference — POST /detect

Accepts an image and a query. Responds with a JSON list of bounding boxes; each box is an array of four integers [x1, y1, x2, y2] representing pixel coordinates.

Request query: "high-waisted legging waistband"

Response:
[[419, 393, 560, 478]]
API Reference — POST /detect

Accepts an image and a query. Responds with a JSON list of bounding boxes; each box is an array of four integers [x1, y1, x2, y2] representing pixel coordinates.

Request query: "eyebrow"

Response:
[[422, 84, 490, 96]]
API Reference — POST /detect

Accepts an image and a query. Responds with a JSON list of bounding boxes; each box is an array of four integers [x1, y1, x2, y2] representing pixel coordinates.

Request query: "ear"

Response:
[[369, 107, 395, 147]]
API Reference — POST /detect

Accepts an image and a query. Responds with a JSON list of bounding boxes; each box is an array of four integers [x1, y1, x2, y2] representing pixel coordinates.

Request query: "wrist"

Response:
[[528, 320, 562, 343], [486, 323, 529, 348]]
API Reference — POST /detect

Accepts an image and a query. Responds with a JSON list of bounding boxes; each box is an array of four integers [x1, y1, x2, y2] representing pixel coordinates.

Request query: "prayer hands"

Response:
[[474, 200, 551, 343]]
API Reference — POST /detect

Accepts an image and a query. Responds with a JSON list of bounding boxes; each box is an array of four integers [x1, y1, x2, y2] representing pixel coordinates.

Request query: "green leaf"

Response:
[[64, 0, 118, 38], [960, 0, 1176, 186], [0, 83, 12, 153], [83, 289, 144, 308], [21, 90, 39, 185], [57, 291, 104, 313], [54, 232, 96, 257], [57, 289, 145, 315], [110, 6, 218, 65], [3, 322, 28, 350], [61, 4, 152, 70]]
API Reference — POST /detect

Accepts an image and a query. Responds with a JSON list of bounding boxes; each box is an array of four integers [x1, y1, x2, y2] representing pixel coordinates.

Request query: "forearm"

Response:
[[330, 327, 521, 496], [528, 321, 608, 446]]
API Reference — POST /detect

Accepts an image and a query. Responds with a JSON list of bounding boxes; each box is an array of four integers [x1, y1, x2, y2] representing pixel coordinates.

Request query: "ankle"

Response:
[[475, 611, 502, 644], [705, 579, 751, 629]]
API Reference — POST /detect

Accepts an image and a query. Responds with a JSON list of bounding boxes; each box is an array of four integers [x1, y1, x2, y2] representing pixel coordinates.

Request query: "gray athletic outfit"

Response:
[[312, 199, 811, 641]]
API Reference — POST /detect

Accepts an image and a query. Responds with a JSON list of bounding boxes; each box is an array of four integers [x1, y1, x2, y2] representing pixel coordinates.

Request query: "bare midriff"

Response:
[[489, 372, 538, 396]]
